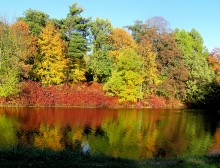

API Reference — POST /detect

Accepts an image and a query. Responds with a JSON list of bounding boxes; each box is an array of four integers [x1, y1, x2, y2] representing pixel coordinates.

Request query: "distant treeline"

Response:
[[0, 3, 220, 108]]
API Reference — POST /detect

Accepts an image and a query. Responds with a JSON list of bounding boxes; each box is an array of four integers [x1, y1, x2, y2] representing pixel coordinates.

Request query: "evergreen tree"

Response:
[[63, 3, 90, 40], [67, 32, 87, 83], [68, 32, 87, 59], [63, 3, 90, 83]]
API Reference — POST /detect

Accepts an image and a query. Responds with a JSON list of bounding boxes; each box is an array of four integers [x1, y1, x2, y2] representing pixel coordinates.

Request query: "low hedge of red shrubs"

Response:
[[146, 95, 184, 108], [0, 81, 183, 108], [0, 81, 118, 107]]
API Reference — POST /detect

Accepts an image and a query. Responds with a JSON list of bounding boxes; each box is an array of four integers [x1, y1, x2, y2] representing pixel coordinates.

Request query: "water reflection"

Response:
[[0, 107, 219, 159]]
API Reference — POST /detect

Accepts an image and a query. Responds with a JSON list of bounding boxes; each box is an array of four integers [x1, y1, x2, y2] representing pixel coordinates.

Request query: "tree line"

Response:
[[0, 3, 219, 107]]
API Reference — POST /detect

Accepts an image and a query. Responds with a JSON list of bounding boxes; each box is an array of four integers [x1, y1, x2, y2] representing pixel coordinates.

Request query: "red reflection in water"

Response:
[[0, 108, 118, 129]]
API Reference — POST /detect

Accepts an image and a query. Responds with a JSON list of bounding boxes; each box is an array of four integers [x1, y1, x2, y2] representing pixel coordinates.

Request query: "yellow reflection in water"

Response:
[[34, 124, 63, 150]]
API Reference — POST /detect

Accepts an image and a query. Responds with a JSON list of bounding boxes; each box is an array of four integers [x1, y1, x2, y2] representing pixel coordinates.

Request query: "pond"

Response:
[[0, 107, 220, 159]]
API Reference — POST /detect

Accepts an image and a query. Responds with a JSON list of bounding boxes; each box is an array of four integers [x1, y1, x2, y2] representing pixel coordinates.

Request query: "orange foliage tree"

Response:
[[108, 28, 137, 59], [10, 20, 38, 79], [208, 55, 220, 83]]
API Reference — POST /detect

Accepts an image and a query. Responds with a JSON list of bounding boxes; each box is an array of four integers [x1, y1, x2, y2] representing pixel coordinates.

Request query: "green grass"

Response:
[[0, 147, 219, 168]]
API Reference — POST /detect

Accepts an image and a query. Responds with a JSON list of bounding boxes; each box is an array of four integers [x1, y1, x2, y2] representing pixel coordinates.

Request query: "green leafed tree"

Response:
[[89, 50, 113, 83], [0, 23, 19, 97], [174, 28, 215, 105], [89, 17, 113, 52], [104, 49, 143, 103], [18, 9, 49, 36], [89, 18, 113, 83], [126, 20, 145, 43]]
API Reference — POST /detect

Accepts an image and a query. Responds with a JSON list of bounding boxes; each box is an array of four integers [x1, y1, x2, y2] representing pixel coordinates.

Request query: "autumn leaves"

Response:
[[0, 3, 219, 106]]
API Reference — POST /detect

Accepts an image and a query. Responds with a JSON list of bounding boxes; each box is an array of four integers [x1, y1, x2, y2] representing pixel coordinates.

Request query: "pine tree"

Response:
[[67, 32, 87, 83]]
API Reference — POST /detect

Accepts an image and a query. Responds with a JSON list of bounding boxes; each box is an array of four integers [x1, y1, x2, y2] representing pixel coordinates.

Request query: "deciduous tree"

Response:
[[0, 22, 20, 97], [10, 20, 38, 79], [175, 29, 214, 104], [128, 20, 188, 100], [89, 18, 113, 82], [145, 16, 172, 34], [211, 48, 220, 61], [108, 28, 137, 60], [35, 23, 67, 85], [89, 17, 113, 52], [208, 54, 220, 84], [18, 9, 49, 36], [104, 49, 143, 103], [138, 38, 159, 96]]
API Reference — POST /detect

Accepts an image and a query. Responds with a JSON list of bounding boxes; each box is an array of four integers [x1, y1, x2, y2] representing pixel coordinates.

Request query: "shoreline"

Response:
[[0, 104, 186, 109]]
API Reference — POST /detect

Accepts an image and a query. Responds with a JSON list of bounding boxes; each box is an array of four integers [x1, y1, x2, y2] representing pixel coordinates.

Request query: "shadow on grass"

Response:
[[0, 146, 220, 168]]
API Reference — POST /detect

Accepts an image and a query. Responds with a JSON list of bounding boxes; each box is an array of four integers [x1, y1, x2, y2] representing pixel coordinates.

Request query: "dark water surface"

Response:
[[0, 107, 220, 159]]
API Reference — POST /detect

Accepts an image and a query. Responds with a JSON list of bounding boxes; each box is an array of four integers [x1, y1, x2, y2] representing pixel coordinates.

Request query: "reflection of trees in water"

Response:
[[202, 110, 220, 135], [99, 110, 158, 159], [0, 108, 218, 159], [211, 128, 220, 153], [98, 109, 215, 158], [156, 110, 214, 157], [0, 115, 18, 148], [34, 125, 63, 150], [17, 129, 39, 147]]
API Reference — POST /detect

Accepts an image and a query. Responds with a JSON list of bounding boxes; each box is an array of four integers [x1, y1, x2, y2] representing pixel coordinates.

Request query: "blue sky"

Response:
[[0, 0, 219, 51]]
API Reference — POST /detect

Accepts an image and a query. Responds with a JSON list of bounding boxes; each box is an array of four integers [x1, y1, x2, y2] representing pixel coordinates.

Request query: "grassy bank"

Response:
[[0, 147, 219, 168]]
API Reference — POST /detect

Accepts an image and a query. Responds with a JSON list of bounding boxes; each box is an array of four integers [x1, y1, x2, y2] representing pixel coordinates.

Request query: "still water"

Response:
[[0, 107, 220, 159]]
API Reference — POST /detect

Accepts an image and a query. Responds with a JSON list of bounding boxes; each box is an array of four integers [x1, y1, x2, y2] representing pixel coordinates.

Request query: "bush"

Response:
[[0, 81, 119, 107]]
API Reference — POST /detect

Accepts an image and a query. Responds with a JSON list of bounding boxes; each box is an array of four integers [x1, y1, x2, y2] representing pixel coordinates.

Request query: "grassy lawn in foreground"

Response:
[[0, 147, 219, 168]]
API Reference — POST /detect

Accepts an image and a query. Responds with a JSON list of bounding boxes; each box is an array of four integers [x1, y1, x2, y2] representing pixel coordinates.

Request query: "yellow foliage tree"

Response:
[[104, 49, 143, 103], [36, 23, 67, 85], [138, 38, 160, 96], [108, 28, 137, 60]]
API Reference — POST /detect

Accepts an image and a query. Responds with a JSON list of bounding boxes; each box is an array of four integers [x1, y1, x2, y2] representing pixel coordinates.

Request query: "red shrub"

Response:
[[15, 81, 119, 107], [148, 95, 167, 108], [145, 95, 184, 108], [0, 81, 184, 108]]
